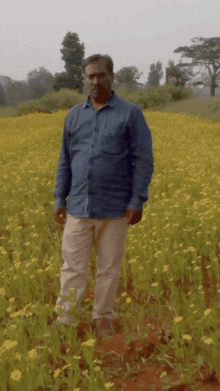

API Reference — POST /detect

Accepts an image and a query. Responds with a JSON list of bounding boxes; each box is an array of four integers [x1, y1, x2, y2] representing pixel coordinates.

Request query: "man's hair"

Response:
[[82, 54, 114, 75]]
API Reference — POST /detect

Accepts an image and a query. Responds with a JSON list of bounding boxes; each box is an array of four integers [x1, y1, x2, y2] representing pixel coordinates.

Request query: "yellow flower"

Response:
[[28, 349, 38, 358], [151, 283, 159, 287], [6, 307, 13, 313], [53, 368, 61, 378], [204, 308, 211, 316], [121, 292, 127, 297], [184, 246, 196, 253], [10, 369, 22, 381], [93, 359, 102, 364], [174, 316, 182, 323], [154, 251, 162, 257], [73, 356, 81, 359], [82, 369, 88, 376], [10, 310, 23, 318], [160, 371, 167, 378], [81, 339, 95, 347], [15, 353, 22, 361], [128, 259, 137, 263], [63, 364, 71, 369], [105, 383, 114, 389], [2, 340, 18, 350], [126, 298, 132, 303], [0, 288, 5, 296], [94, 366, 100, 371], [203, 337, 213, 345], [9, 298, 15, 303], [183, 334, 192, 341], [163, 265, 169, 271]]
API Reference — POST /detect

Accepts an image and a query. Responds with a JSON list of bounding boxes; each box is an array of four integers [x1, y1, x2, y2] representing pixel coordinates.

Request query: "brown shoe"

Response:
[[93, 317, 116, 338]]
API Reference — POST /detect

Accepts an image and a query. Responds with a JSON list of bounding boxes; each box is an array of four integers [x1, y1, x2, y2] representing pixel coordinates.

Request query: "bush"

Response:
[[119, 84, 191, 110], [39, 88, 86, 112], [1, 84, 191, 118], [7, 88, 87, 118]]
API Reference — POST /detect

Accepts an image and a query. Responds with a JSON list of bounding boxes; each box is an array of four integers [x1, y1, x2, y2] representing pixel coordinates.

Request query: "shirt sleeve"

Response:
[[52, 116, 72, 210], [127, 107, 154, 210]]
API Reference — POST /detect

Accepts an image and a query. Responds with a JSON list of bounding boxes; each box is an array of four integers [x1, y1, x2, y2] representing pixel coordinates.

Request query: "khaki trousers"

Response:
[[55, 213, 129, 324]]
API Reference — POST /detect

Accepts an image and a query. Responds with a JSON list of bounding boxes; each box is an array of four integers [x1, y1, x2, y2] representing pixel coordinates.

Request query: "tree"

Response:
[[7, 82, 24, 104], [174, 36, 220, 97], [27, 67, 54, 99], [53, 32, 85, 93], [166, 60, 189, 86], [52, 72, 71, 92], [0, 83, 7, 106], [113, 66, 143, 90], [147, 61, 163, 87]]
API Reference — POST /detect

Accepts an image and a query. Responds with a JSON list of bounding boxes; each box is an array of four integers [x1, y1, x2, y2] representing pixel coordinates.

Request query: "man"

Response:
[[52, 54, 154, 337]]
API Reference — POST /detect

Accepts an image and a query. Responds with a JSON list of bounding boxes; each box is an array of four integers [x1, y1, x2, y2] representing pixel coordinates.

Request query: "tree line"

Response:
[[1, 33, 220, 107]]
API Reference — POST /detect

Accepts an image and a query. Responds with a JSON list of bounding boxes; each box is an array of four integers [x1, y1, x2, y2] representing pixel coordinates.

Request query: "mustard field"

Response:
[[0, 110, 220, 391]]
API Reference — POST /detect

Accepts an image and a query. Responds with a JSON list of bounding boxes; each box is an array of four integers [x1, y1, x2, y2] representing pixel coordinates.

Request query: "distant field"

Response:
[[150, 95, 220, 123]]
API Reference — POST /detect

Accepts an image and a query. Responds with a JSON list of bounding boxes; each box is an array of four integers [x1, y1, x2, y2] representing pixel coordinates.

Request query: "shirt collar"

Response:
[[82, 90, 117, 110]]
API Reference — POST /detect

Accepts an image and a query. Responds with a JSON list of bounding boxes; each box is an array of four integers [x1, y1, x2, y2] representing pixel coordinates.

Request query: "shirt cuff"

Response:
[[127, 197, 143, 211], [54, 198, 66, 211]]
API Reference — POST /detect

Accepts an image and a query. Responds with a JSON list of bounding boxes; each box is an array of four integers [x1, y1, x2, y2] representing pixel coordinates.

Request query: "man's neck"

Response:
[[90, 90, 113, 108]]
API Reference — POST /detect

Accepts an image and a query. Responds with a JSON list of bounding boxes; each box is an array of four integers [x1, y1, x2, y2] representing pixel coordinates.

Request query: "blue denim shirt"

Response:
[[53, 90, 154, 219]]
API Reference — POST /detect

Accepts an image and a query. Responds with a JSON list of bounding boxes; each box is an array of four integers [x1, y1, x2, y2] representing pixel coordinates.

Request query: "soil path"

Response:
[[73, 288, 220, 391]]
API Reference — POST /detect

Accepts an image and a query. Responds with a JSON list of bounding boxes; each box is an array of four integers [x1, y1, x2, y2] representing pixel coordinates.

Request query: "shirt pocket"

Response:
[[101, 126, 127, 155]]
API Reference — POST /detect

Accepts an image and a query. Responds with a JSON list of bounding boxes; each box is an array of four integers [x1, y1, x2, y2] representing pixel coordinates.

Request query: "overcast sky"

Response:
[[1, 0, 220, 86]]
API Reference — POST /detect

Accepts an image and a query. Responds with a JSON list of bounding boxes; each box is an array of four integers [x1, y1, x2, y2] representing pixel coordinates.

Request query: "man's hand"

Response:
[[54, 207, 67, 224], [54, 207, 142, 225], [123, 208, 143, 225]]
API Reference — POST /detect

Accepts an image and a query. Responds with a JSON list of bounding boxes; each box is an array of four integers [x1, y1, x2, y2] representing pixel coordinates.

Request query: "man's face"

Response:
[[83, 60, 114, 103]]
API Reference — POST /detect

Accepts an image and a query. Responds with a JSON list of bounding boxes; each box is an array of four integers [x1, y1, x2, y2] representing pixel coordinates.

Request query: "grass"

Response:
[[156, 94, 220, 123], [0, 103, 220, 390]]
